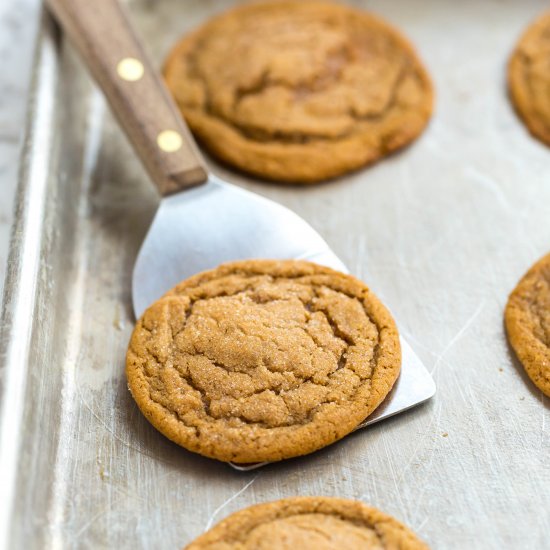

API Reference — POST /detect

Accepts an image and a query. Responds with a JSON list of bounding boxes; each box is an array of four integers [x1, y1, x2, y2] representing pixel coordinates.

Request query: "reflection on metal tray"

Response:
[[0, 1, 549, 549]]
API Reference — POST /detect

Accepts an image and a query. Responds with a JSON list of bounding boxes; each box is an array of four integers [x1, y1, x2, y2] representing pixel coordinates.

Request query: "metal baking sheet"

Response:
[[1, 1, 549, 548]]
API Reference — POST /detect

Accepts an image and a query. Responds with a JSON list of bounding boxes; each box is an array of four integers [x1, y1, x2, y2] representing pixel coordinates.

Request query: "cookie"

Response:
[[508, 12, 550, 146], [126, 260, 401, 463], [505, 253, 550, 396], [184, 496, 428, 549], [163, 0, 433, 183]]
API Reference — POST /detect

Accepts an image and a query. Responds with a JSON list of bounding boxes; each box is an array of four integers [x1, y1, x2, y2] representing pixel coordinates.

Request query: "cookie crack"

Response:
[[233, 46, 351, 106], [138, 272, 389, 430], [185, 38, 416, 145], [224, 510, 384, 544]]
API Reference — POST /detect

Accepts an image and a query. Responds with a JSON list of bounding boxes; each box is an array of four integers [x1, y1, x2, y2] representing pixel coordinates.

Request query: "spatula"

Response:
[[46, 0, 435, 469]]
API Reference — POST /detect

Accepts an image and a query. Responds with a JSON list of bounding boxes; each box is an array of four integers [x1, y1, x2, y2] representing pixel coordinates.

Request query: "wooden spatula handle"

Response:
[[46, 0, 208, 196]]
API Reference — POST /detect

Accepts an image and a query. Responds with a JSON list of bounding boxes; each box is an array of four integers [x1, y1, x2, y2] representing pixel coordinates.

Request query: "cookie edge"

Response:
[[162, 0, 435, 183], [126, 259, 402, 463], [504, 252, 550, 397], [183, 496, 429, 549]]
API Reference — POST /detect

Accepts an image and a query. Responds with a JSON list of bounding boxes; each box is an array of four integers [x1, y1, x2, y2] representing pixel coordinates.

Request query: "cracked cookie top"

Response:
[[126, 260, 400, 463], [184, 497, 428, 549], [505, 252, 550, 397], [508, 12, 550, 146], [163, 0, 433, 183]]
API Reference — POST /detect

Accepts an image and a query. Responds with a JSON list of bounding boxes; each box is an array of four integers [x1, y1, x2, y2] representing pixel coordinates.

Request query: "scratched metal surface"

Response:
[[1, 0, 550, 548]]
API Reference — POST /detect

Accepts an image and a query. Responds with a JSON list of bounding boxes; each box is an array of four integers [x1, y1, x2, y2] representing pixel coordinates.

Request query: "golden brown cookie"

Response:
[[508, 12, 550, 145], [126, 260, 400, 463], [505, 253, 550, 397], [184, 496, 429, 549], [163, 0, 434, 183]]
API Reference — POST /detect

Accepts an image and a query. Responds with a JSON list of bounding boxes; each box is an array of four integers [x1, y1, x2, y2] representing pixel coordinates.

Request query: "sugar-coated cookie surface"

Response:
[[505, 253, 550, 397], [126, 260, 401, 463], [184, 497, 429, 549], [164, 0, 433, 183], [509, 12, 550, 146]]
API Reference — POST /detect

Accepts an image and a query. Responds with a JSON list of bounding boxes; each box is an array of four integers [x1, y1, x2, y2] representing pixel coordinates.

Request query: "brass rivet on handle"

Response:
[[157, 130, 183, 152], [117, 57, 144, 81]]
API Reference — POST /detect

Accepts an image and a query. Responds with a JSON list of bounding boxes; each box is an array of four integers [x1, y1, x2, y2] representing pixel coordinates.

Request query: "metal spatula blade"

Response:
[[47, 0, 435, 470], [133, 175, 435, 471], [132, 175, 347, 318]]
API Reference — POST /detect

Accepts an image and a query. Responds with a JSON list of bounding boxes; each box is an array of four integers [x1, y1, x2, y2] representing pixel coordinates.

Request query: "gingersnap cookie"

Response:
[[126, 260, 400, 463], [509, 12, 550, 146], [184, 496, 428, 549], [163, 0, 433, 184], [505, 253, 550, 397]]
